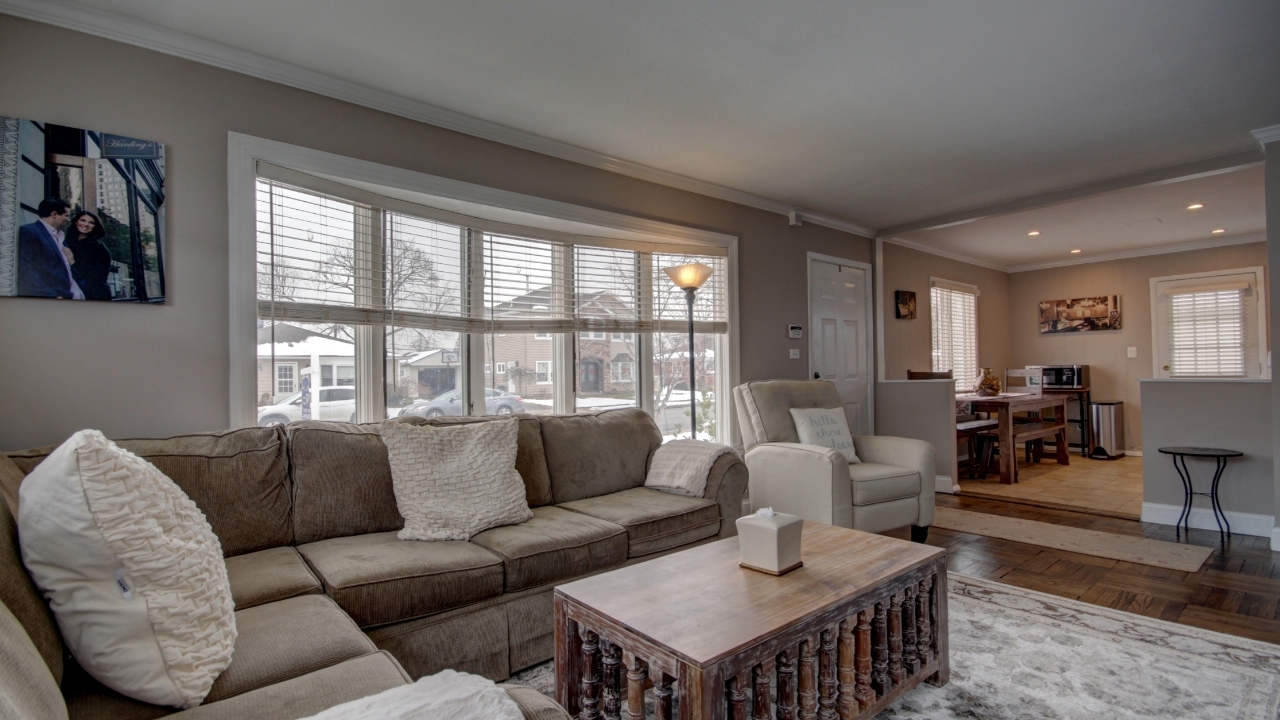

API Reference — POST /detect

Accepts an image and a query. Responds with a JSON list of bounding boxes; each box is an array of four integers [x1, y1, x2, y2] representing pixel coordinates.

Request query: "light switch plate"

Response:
[[1126, 347, 1137, 359], [789, 349, 801, 360]]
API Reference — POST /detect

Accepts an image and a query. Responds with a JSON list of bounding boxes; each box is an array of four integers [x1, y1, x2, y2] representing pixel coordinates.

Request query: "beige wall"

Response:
[[1008, 241, 1269, 451], [880, 242, 1012, 382], [0, 16, 871, 450]]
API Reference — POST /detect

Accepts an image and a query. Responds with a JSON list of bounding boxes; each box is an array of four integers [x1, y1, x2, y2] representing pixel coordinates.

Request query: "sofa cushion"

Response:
[[504, 685, 572, 720], [0, 476, 64, 684], [297, 532, 505, 627], [286, 423, 405, 546], [390, 415, 553, 508], [173, 652, 409, 720], [470, 506, 627, 592], [205, 594, 375, 703], [225, 547, 322, 610], [848, 463, 921, 505], [559, 487, 720, 557], [734, 380, 843, 448], [7, 427, 292, 558], [0, 599, 67, 720], [539, 409, 662, 504]]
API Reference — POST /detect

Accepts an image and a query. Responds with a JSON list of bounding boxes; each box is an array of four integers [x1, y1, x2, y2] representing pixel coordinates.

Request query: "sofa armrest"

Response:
[[743, 443, 852, 527], [852, 436, 935, 527], [701, 453, 749, 538]]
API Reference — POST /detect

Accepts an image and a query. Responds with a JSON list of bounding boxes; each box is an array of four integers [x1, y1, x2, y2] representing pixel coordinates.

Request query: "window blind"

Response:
[[930, 284, 978, 389], [256, 177, 729, 335], [1167, 289, 1246, 377]]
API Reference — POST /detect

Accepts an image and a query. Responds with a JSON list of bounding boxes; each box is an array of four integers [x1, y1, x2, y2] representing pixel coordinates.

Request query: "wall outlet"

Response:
[[1127, 346, 1137, 359], [789, 349, 801, 360]]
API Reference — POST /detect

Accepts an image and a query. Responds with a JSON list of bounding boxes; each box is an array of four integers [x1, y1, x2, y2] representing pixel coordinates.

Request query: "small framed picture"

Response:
[[895, 291, 917, 319]]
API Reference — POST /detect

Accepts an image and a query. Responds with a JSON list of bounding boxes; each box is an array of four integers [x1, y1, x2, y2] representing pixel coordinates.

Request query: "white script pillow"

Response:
[[789, 408, 861, 463], [381, 419, 532, 541], [18, 430, 236, 708]]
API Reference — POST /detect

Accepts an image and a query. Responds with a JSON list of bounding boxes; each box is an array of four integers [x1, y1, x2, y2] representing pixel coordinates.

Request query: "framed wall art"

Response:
[[1039, 295, 1120, 333]]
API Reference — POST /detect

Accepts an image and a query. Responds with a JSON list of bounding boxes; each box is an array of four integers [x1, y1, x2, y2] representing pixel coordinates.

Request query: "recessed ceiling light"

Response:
[[1187, 203, 1204, 210], [1211, 229, 1225, 234], [1070, 249, 1082, 254], [1028, 231, 1040, 236]]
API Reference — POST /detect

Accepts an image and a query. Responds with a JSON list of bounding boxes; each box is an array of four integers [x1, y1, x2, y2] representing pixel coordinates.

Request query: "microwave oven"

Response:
[[1033, 365, 1089, 389]]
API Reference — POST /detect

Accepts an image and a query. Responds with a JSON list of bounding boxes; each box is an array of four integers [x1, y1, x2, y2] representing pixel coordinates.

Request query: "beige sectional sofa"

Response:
[[0, 408, 748, 720]]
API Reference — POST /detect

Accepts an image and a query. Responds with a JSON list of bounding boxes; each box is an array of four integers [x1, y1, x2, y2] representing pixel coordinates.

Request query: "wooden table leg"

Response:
[[998, 406, 1015, 484], [555, 601, 582, 717]]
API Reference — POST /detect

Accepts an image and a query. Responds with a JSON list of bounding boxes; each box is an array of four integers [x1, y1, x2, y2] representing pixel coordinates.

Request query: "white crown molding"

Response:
[[1253, 124, 1280, 148], [881, 237, 1012, 273], [0, 0, 877, 239], [1006, 232, 1267, 273]]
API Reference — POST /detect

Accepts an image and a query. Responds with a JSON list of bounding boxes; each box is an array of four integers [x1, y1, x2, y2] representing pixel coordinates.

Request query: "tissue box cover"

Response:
[[735, 512, 803, 575]]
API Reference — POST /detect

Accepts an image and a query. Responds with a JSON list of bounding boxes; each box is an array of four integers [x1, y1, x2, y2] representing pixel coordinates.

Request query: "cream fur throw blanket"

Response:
[[644, 440, 738, 497], [299, 669, 522, 720]]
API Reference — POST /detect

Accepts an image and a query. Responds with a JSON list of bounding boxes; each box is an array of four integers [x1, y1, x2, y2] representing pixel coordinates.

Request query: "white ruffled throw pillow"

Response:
[[381, 418, 532, 541], [18, 430, 236, 709], [790, 407, 861, 463]]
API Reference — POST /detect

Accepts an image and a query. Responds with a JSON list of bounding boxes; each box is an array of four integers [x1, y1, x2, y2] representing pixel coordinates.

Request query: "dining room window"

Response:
[[930, 278, 979, 390], [1152, 268, 1267, 379]]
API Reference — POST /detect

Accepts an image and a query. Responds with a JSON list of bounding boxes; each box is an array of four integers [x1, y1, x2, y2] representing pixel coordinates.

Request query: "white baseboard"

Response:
[[1141, 502, 1274, 538], [935, 475, 960, 494], [1126, 449, 1143, 457], [1272, 527, 1280, 552]]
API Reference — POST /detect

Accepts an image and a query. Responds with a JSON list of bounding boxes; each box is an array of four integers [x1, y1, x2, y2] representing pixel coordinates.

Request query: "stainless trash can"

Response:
[[1090, 401, 1125, 459]]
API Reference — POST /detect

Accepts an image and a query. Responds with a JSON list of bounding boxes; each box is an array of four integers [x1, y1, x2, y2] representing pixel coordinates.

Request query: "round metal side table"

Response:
[[1157, 446, 1242, 543]]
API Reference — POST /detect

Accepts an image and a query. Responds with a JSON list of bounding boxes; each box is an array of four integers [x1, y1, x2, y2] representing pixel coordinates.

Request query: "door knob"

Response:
[[814, 371, 820, 379]]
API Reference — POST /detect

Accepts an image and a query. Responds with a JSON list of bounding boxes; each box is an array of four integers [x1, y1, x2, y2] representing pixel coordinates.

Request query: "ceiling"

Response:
[[890, 165, 1266, 271], [12, 0, 1280, 238]]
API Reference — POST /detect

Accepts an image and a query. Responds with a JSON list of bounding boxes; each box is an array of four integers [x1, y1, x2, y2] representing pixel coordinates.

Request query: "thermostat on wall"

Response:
[[788, 325, 803, 339]]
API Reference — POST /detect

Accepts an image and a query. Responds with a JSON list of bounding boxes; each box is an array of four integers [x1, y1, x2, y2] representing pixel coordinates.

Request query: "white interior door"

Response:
[[810, 258, 872, 435]]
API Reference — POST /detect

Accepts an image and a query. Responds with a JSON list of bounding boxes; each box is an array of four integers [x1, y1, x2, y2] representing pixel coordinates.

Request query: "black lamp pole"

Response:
[[685, 287, 697, 439]]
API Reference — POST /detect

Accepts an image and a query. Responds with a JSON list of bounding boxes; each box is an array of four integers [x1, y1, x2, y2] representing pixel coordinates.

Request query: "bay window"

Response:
[[241, 143, 737, 442]]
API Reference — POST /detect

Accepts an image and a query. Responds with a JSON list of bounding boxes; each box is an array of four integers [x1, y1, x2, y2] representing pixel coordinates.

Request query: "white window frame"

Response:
[[535, 360, 553, 385], [611, 361, 635, 382], [230, 133, 740, 443], [1150, 267, 1268, 379], [929, 277, 980, 391], [484, 363, 492, 374], [496, 362, 507, 374], [534, 333, 551, 340], [275, 362, 297, 395]]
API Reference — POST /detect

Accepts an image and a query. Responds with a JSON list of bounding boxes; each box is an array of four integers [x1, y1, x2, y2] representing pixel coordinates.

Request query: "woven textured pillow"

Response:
[[381, 419, 532, 541], [789, 408, 861, 463], [18, 430, 236, 708]]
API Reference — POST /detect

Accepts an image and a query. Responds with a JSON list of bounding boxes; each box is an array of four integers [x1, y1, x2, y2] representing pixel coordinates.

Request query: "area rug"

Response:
[[933, 506, 1212, 572], [506, 574, 1280, 719]]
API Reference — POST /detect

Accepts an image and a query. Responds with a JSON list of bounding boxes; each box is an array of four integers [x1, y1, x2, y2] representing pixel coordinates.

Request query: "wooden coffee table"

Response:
[[554, 522, 948, 720]]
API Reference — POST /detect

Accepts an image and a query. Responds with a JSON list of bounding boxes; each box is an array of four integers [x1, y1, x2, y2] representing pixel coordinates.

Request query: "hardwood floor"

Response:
[[884, 493, 1280, 646], [958, 454, 1143, 519]]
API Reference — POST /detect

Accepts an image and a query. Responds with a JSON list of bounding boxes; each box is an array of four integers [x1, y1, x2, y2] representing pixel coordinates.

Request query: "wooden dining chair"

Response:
[[907, 370, 954, 380]]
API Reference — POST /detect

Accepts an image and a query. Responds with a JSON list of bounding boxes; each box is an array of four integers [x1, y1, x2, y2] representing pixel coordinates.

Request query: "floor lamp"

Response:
[[663, 262, 713, 439]]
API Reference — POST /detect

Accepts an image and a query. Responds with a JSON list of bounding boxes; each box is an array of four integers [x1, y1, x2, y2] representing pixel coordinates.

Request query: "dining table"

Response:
[[956, 392, 1069, 484]]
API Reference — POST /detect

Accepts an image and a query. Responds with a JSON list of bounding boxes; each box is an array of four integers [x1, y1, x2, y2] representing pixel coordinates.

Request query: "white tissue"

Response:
[[757, 507, 775, 519]]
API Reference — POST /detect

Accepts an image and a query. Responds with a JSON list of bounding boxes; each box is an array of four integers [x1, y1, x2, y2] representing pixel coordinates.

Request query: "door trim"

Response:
[[807, 252, 875, 435]]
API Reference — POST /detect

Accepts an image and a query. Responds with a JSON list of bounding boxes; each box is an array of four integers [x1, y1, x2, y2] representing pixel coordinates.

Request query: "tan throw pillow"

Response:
[[18, 430, 236, 709], [381, 419, 532, 541], [789, 408, 861, 463]]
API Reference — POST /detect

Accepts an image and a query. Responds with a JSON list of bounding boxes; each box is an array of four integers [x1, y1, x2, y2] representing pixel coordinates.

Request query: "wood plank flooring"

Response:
[[884, 494, 1280, 645], [958, 454, 1143, 519]]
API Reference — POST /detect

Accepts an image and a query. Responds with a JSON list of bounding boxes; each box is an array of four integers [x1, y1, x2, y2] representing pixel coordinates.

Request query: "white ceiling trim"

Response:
[[0, 0, 876, 239], [882, 237, 1012, 273], [1006, 232, 1267, 273], [1254, 124, 1280, 147]]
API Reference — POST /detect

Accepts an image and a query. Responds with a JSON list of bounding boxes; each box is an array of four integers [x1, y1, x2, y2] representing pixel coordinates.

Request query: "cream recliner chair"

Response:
[[733, 380, 935, 542]]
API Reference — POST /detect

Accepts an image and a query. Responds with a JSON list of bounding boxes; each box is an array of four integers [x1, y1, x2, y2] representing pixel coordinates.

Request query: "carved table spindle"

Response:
[[624, 658, 647, 720], [654, 673, 674, 720], [581, 629, 602, 720], [751, 663, 770, 720], [901, 587, 919, 677], [853, 610, 875, 710], [777, 650, 797, 720], [888, 593, 905, 685], [916, 577, 934, 668], [727, 676, 749, 720], [836, 620, 857, 720], [798, 639, 818, 720], [602, 642, 621, 720], [817, 630, 837, 720], [871, 602, 891, 697]]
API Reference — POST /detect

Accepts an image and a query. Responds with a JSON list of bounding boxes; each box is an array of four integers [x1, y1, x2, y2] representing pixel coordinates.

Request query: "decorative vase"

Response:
[[974, 368, 1002, 396]]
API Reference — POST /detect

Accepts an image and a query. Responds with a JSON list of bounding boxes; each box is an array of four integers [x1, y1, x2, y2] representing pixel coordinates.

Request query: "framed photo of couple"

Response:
[[0, 116, 166, 303]]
